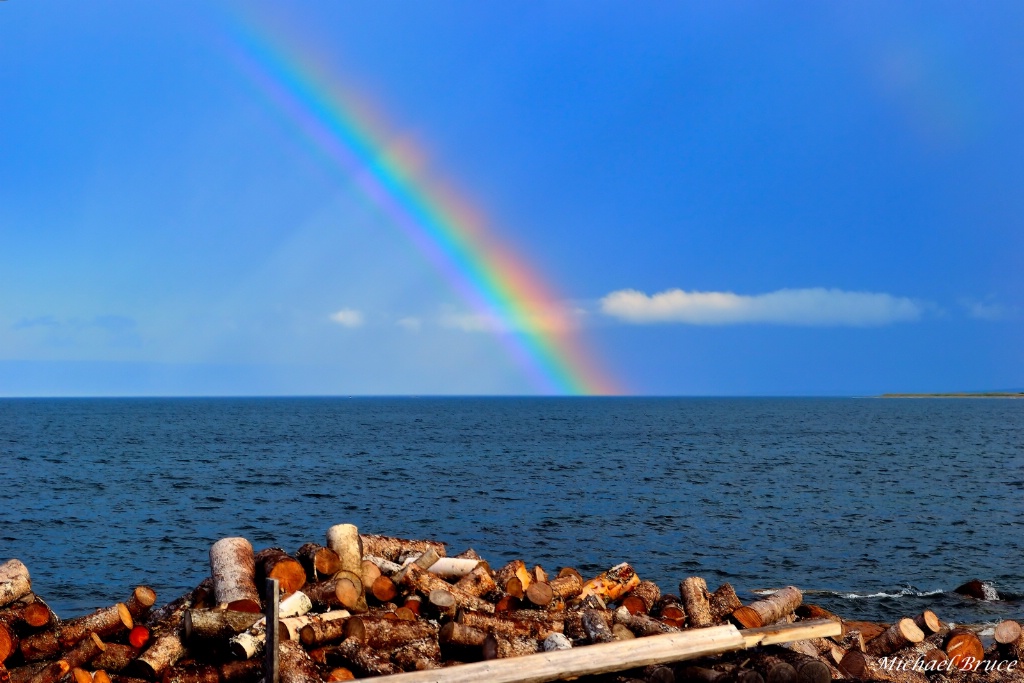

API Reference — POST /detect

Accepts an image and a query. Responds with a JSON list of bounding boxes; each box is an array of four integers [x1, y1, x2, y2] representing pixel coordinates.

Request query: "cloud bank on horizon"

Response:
[[600, 287, 925, 327]]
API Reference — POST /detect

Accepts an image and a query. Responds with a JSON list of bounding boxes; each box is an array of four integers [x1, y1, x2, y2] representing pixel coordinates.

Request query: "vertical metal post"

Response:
[[265, 578, 279, 683]]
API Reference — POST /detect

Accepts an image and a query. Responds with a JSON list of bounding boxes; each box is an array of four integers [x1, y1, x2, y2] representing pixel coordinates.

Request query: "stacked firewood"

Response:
[[2, 527, 1022, 683]]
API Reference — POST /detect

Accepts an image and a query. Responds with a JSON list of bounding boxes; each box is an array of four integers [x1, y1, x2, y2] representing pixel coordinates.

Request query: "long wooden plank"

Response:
[[377, 625, 743, 683], [376, 619, 842, 683], [741, 618, 841, 647]]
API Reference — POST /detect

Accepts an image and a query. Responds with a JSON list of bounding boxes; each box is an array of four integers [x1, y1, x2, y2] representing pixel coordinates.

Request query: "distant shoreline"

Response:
[[880, 392, 1024, 398]]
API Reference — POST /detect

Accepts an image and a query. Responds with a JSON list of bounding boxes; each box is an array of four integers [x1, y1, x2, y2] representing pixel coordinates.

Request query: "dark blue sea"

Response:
[[2, 397, 1021, 628]]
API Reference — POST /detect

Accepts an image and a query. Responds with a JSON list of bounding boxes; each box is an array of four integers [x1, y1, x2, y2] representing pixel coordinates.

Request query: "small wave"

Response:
[[753, 585, 944, 599]]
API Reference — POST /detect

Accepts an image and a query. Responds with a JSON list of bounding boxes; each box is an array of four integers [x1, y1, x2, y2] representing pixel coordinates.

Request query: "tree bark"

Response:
[[458, 612, 562, 640], [680, 578, 714, 628], [547, 574, 583, 602], [709, 584, 743, 624], [283, 610, 348, 642], [323, 637, 399, 677], [427, 559, 484, 580], [124, 588, 157, 622], [400, 565, 493, 614], [483, 634, 538, 659], [841, 620, 886, 643], [613, 607, 679, 637], [358, 535, 445, 563], [440, 622, 488, 648], [129, 630, 185, 680], [766, 647, 832, 683], [278, 640, 320, 683], [209, 538, 261, 613], [582, 609, 615, 644], [732, 588, 802, 629], [343, 615, 437, 650], [0, 562, 31, 609], [90, 643, 139, 672], [183, 610, 262, 644], [454, 565, 497, 599], [59, 604, 133, 650], [620, 581, 661, 616], [392, 638, 442, 672]]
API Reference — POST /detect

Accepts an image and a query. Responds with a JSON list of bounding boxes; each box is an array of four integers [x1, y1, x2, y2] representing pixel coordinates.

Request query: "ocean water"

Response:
[[1, 397, 1021, 626]]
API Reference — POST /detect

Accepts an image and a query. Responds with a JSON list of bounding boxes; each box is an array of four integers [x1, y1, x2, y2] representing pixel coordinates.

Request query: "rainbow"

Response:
[[219, 11, 620, 395]]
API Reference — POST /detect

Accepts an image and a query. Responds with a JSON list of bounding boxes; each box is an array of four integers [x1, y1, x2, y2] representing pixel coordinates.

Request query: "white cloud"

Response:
[[396, 316, 422, 331], [601, 287, 924, 327], [329, 308, 364, 328], [960, 299, 1016, 321]]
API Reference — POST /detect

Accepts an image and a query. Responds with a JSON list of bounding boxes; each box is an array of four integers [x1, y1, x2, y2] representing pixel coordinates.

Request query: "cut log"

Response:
[[943, 627, 984, 670], [183, 610, 262, 643], [331, 570, 366, 613], [0, 623, 14, 664], [282, 610, 349, 642], [709, 584, 743, 623], [360, 560, 381, 595], [643, 664, 675, 683], [358, 535, 445, 563], [295, 543, 343, 580], [428, 590, 457, 620], [428, 559, 484, 580], [613, 607, 679, 637], [865, 618, 924, 656], [611, 623, 635, 641], [370, 576, 398, 603], [254, 549, 306, 596], [454, 565, 497, 599], [209, 538, 261, 613], [26, 659, 69, 683], [298, 614, 349, 649], [495, 562, 533, 598], [278, 640, 320, 683], [482, 634, 538, 659], [128, 625, 150, 650], [732, 588, 802, 629], [0, 562, 31, 609], [525, 583, 554, 609], [128, 630, 185, 680], [994, 620, 1022, 646], [63, 632, 106, 671], [343, 616, 437, 650], [841, 620, 886, 643], [459, 612, 562, 640], [59, 604, 133, 649], [0, 597, 55, 630], [70, 668, 92, 683], [19, 630, 60, 663], [582, 609, 615, 644], [620, 581, 660, 616], [326, 525, 363, 575], [226, 591, 307, 661], [580, 563, 640, 603], [767, 647, 832, 683], [749, 653, 798, 683], [323, 637, 399, 677], [90, 643, 139, 672], [533, 566, 548, 584], [440, 622, 488, 648], [676, 665, 724, 683], [454, 549, 482, 561], [400, 564, 493, 614], [392, 638, 442, 672], [547, 573, 583, 602], [680, 578, 714, 629], [911, 611, 941, 636], [652, 595, 686, 628], [124, 588, 156, 622], [303, 580, 348, 610]]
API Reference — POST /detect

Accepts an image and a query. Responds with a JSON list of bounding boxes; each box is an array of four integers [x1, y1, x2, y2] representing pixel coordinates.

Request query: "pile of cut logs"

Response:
[[2, 526, 1022, 683]]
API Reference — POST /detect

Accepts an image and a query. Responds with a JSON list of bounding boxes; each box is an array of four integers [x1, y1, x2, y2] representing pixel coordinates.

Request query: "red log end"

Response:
[[731, 606, 763, 629], [129, 626, 151, 650]]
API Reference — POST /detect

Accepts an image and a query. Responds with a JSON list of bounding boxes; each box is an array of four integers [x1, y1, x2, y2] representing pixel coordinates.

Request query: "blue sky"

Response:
[[2, 1, 1022, 395]]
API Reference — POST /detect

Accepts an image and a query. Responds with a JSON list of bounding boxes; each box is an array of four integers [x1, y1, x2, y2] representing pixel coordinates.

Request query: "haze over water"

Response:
[[3, 397, 1021, 625]]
